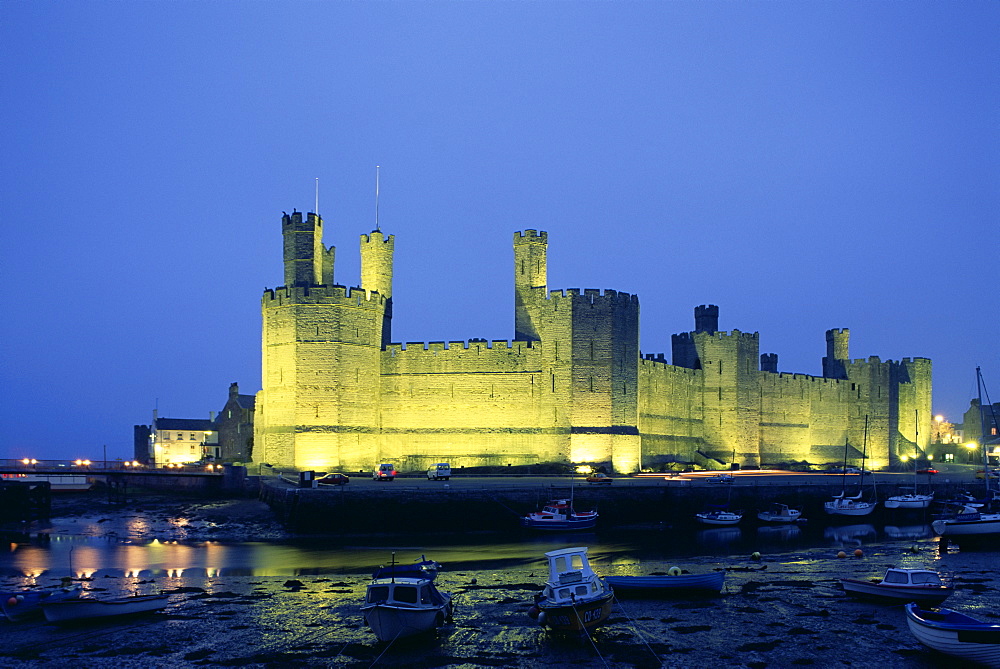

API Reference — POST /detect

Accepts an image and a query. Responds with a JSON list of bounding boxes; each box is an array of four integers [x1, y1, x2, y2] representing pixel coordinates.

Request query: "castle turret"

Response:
[[283, 211, 334, 286], [514, 230, 548, 341], [695, 304, 719, 334], [823, 328, 849, 379], [361, 230, 395, 347], [760, 353, 778, 373]]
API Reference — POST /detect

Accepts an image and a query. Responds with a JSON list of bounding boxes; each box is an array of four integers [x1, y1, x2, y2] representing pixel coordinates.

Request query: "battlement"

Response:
[[383, 339, 540, 366], [514, 229, 548, 244], [361, 231, 395, 247], [672, 329, 758, 342], [282, 211, 321, 230], [262, 284, 387, 308], [545, 288, 639, 307]]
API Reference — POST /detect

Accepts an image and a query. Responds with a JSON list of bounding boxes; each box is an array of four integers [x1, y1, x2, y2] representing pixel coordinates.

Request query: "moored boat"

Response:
[[824, 491, 876, 516], [931, 504, 1000, 541], [884, 491, 934, 509], [1, 585, 82, 622], [840, 568, 952, 604], [529, 547, 613, 634], [695, 507, 742, 526], [757, 502, 802, 523], [41, 594, 170, 624], [362, 556, 453, 642], [604, 570, 724, 596], [905, 602, 1000, 666], [521, 499, 598, 530]]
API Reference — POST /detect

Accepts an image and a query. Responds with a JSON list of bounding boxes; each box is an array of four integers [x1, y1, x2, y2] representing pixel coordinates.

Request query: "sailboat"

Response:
[[932, 368, 1000, 542], [825, 417, 877, 516], [885, 410, 934, 509], [696, 449, 743, 525]]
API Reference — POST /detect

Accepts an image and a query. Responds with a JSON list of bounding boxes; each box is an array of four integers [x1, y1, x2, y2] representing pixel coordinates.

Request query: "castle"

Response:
[[253, 212, 932, 473]]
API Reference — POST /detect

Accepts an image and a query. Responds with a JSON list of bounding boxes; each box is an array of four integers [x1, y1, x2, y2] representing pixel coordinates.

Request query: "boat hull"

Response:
[[695, 512, 742, 526], [537, 590, 614, 633], [604, 572, 724, 596], [41, 594, 169, 623], [824, 501, 875, 516], [885, 495, 933, 509], [362, 601, 452, 642], [905, 603, 1000, 666], [932, 513, 1000, 540], [757, 511, 801, 523], [521, 517, 597, 530], [840, 579, 952, 605], [1, 586, 81, 622]]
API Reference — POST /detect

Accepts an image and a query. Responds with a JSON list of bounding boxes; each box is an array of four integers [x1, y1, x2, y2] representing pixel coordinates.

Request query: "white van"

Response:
[[373, 463, 396, 481], [426, 463, 451, 481]]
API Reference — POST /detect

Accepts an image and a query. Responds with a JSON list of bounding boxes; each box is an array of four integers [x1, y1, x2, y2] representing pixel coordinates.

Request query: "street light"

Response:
[[966, 441, 979, 464]]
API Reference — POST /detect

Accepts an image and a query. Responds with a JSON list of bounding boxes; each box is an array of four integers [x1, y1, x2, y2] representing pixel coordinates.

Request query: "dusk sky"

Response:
[[3, 2, 997, 462]]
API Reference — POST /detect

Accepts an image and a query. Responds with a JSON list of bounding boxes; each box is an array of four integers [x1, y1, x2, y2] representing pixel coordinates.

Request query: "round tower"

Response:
[[360, 230, 394, 298]]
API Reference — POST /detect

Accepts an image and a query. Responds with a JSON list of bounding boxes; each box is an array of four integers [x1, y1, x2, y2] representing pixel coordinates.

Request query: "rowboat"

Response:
[[529, 547, 613, 634], [1, 585, 82, 622], [604, 570, 724, 596], [905, 602, 1000, 666], [840, 568, 952, 605], [41, 594, 170, 624], [362, 555, 453, 642]]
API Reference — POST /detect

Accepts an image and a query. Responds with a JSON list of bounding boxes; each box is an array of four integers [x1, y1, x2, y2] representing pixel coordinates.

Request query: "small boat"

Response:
[[362, 556, 453, 642], [840, 568, 953, 604], [41, 594, 170, 624], [529, 547, 614, 633], [521, 499, 598, 530], [824, 491, 876, 516], [905, 602, 1000, 666], [757, 502, 802, 523], [884, 491, 934, 509], [1, 585, 82, 622], [931, 504, 1000, 541], [604, 570, 724, 596], [695, 506, 742, 526]]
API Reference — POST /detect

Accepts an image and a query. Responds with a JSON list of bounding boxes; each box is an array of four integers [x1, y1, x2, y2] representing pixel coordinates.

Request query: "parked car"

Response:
[[317, 472, 350, 485], [586, 472, 613, 484], [373, 463, 396, 481], [427, 463, 452, 481], [916, 468, 939, 475], [976, 470, 999, 479], [706, 473, 735, 484]]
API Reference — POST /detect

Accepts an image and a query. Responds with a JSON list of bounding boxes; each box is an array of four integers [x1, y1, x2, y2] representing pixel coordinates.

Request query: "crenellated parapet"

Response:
[[262, 284, 388, 309], [543, 287, 640, 309]]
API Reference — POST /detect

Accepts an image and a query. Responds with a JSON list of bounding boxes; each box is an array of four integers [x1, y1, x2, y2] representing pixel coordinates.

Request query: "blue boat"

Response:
[[521, 499, 598, 530], [1, 585, 82, 622], [372, 555, 441, 581], [905, 602, 1000, 666], [603, 571, 725, 596]]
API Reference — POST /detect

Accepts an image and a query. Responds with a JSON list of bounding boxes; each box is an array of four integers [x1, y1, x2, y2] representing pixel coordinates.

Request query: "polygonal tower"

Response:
[[254, 211, 392, 471]]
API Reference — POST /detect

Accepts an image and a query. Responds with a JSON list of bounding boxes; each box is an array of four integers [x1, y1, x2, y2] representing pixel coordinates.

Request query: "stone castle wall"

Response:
[[255, 214, 932, 474]]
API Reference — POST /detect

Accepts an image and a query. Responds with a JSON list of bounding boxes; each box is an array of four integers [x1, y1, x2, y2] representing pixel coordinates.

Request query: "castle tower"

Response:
[[823, 328, 850, 379], [255, 211, 388, 472], [361, 230, 395, 347], [760, 353, 778, 373], [694, 304, 719, 334], [283, 211, 334, 286], [514, 230, 548, 341]]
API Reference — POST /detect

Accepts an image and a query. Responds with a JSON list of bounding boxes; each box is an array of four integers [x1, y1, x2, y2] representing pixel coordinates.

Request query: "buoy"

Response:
[[537, 611, 547, 626], [668, 566, 682, 576], [6, 597, 16, 607], [751, 552, 761, 561], [837, 551, 847, 558], [528, 606, 539, 620], [854, 549, 864, 557]]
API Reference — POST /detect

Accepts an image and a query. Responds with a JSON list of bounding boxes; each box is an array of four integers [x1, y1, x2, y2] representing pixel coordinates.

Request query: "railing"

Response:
[[0, 458, 224, 475]]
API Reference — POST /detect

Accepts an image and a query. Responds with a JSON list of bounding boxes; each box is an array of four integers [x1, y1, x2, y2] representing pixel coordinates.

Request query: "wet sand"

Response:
[[1, 493, 995, 668]]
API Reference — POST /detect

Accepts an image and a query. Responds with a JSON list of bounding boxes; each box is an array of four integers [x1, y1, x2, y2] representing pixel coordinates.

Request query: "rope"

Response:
[[368, 625, 405, 667], [570, 599, 611, 669], [611, 594, 662, 666]]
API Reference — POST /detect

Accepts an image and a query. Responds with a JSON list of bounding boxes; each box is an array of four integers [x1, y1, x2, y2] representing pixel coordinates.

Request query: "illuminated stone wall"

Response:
[[254, 214, 932, 474]]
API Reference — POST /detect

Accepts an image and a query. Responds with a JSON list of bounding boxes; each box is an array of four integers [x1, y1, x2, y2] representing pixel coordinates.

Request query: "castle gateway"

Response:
[[253, 212, 931, 474]]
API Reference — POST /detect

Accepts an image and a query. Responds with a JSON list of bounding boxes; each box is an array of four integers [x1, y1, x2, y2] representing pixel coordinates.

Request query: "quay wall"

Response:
[[258, 479, 966, 534]]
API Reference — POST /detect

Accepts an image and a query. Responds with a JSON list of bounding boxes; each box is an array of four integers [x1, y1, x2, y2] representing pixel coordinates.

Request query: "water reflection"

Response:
[[884, 524, 933, 540], [756, 524, 801, 542], [823, 524, 877, 546]]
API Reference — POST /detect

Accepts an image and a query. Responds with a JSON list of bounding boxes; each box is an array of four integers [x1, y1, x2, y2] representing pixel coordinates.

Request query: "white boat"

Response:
[[824, 492, 876, 516], [757, 502, 802, 523], [521, 499, 598, 530], [932, 504, 1000, 540], [41, 594, 170, 623], [905, 602, 1000, 666], [695, 508, 743, 525], [362, 561, 453, 642], [885, 491, 934, 509], [529, 547, 613, 634], [886, 416, 934, 509], [840, 568, 953, 605], [825, 420, 878, 516]]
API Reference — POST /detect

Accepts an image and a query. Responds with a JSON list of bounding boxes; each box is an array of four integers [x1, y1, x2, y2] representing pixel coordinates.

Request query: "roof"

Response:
[[155, 417, 215, 431], [234, 394, 256, 410]]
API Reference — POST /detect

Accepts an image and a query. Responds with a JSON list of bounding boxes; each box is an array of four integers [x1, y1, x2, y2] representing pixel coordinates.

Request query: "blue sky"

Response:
[[3, 2, 997, 461]]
